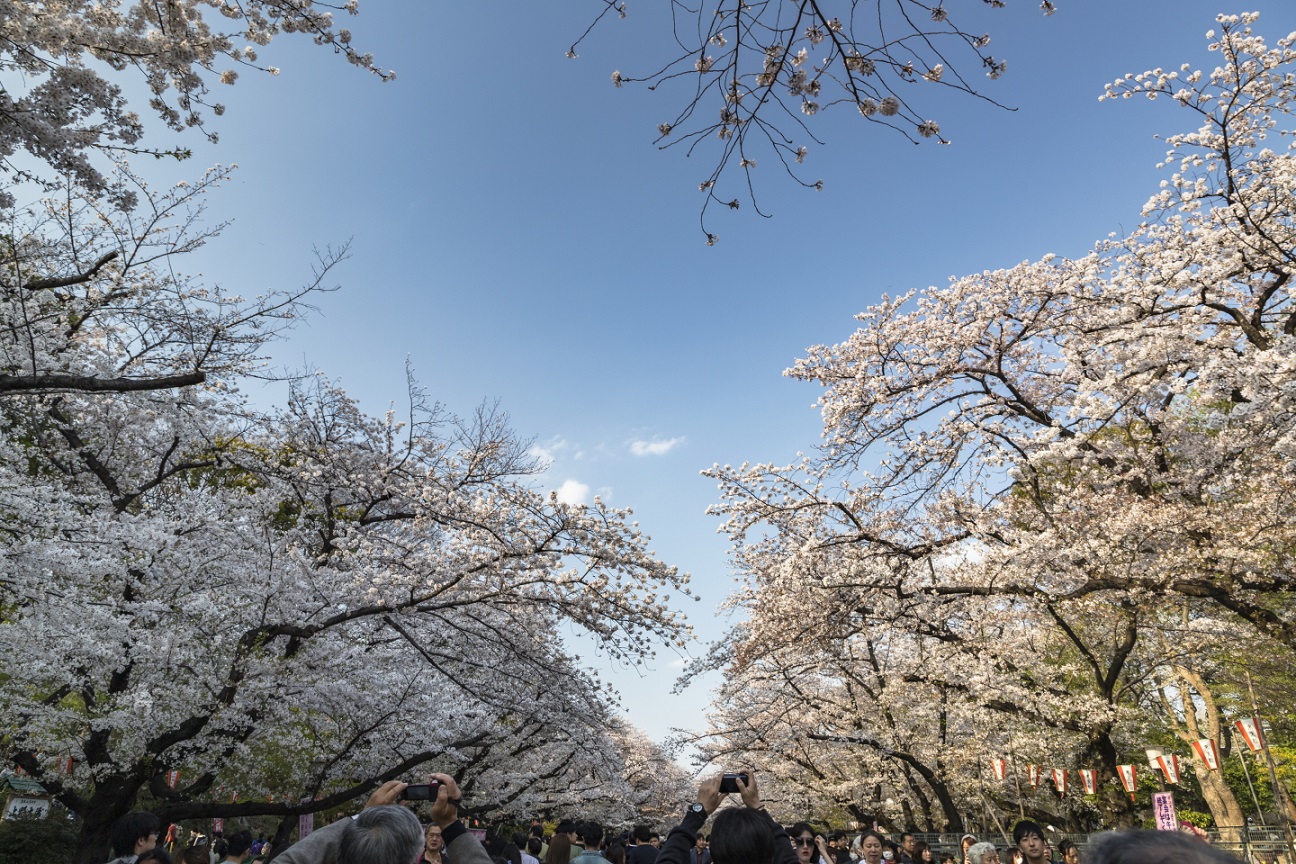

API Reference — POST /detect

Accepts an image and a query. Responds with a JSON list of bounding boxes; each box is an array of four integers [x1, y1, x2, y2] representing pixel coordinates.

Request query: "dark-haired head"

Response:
[[110, 812, 160, 857], [788, 823, 819, 864], [712, 808, 777, 864], [578, 822, 605, 850], [1012, 821, 1045, 846]]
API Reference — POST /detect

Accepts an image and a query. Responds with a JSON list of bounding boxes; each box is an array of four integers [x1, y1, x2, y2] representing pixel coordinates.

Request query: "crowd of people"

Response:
[[100, 771, 1246, 864]]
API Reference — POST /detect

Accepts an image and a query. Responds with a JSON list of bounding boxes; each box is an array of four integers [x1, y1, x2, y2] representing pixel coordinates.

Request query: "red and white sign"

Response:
[[1080, 769, 1098, 795], [1117, 764, 1138, 799], [166, 770, 181, 789], [1236, 717, 1265, 752], [1192, 739, 1221, 771], [1156, 754, 1181, 784], [991, 759, 1007, 781], [1027, 764, 1042, 788], [1052, 768, 1068, 795], [59, 757, 74, 775]]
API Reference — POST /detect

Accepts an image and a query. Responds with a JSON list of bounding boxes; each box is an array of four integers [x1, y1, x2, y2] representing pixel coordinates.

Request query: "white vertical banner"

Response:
[[1079, 769, 1098, 795], [1051, 768, 1068, 795], [991, 758, 1007, 781], [1117, 764, 1138, 799], [1192, 739, 1221, 770], [1157, 754, 1182, 784], [1236, 718, 1265, 752]]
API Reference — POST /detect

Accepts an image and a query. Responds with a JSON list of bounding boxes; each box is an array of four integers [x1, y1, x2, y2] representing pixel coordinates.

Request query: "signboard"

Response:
[[3, 797, 50, 820], [299, 812, 314, 839], [1153, 791, 1177, 831]]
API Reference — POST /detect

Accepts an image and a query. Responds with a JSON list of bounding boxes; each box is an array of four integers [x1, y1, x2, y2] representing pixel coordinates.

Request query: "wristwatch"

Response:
[[687, 803, 706, 816]]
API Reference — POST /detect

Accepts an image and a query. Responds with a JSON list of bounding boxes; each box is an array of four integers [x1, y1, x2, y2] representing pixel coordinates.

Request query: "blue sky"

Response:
[[142, 0, 1293, 753]]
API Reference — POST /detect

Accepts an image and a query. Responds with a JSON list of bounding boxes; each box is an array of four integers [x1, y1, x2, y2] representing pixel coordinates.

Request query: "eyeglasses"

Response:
[[792, 838, 816, 848]]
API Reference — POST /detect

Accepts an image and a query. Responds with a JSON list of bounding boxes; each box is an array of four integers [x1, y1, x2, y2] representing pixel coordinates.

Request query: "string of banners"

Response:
[[986, 719, 1265, 799]]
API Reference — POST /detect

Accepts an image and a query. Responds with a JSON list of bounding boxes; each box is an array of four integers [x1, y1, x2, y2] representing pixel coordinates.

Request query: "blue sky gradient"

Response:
[[133, 0, 1294, 751]]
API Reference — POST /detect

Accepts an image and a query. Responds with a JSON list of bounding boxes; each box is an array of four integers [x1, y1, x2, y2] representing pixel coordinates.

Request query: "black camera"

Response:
[[719, 773, 749, 794], [400, 782, 442, 801]]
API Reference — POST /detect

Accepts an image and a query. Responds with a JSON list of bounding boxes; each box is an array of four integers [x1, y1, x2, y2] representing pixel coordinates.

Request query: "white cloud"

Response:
[[531, 436, 569, 465], [629, 436, 686, 457], [555, 479, 590, 506], [668, 657, 691, 670]]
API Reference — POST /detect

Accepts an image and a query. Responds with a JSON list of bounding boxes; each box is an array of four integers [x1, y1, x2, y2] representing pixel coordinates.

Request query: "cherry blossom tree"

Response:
[[0, 0, 389, 207], [610, 720, 694, 826], [0, 165, 344, 396], [0, 175, 693, 861], [702, 9, 1296, 830], [577, 0, 1055, 242]]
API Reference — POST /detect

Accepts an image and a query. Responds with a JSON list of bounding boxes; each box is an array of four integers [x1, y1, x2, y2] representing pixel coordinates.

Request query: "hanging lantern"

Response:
[[1117, 764, 1138, 800], [1235, 718, 1265, 752], [1156, 754, 1181, 785], [1192, 739, 1221, 770]]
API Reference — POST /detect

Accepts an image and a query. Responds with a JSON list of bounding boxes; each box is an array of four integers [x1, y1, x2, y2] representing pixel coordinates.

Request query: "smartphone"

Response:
[[400, 782, 442, 801], [719, 772, 749, 793]]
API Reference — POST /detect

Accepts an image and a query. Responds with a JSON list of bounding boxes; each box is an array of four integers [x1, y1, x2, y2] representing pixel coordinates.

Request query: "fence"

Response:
[[902, 826, 1292, 862]]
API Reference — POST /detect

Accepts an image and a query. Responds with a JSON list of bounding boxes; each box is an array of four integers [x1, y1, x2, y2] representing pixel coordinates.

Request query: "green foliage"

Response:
[[1177, 809, 1212, 829], [0, 813, 82, 864]]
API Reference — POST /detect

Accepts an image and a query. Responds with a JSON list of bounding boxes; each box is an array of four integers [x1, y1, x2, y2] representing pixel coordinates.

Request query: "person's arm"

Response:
[[269, 816, 352, 864], [660, 777, 723, 864], [431, 774, 492, 864], [272, 779, 408, 864]]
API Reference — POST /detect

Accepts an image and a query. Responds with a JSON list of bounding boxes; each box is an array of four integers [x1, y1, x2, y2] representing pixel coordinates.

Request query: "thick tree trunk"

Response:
[[268, 813, 298, 860], [1198, 767, 1247, 842], [1168, 666, 1249, 842], [73, 777, 146, 864], [1083, 726, 1138, 828]]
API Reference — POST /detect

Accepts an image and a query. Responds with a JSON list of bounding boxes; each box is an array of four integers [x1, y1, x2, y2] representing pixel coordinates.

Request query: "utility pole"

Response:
[[1246, 671, 1296, 863]]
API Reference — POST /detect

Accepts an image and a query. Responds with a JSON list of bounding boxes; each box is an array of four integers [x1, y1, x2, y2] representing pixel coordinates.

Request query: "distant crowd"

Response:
[[101, 770, 1244, 864]]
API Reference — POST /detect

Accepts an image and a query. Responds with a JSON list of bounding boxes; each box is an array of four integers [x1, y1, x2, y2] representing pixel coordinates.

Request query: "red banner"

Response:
[[1192, 739, 1221, 770], [1117, 764, 1137, 800], [1027, 763, 1042, 788], [1236, 718, 1265, 752], [991, 758, 1006, 781], [1157, 754, 1181, 785], [1051, 768, 1068, 795], [1080, 769, 1098, 795], [166, 769, 181, 789]]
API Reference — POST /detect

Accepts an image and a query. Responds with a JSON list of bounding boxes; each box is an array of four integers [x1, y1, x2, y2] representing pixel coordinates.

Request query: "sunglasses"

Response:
[[793, 839, 816, 848]]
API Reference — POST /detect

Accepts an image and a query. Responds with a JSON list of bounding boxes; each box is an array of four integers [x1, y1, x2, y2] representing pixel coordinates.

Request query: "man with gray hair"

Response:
[[1084, 831, 1243, 864], [965, 842, 1000, 864], [277, 773, 488, 864]]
